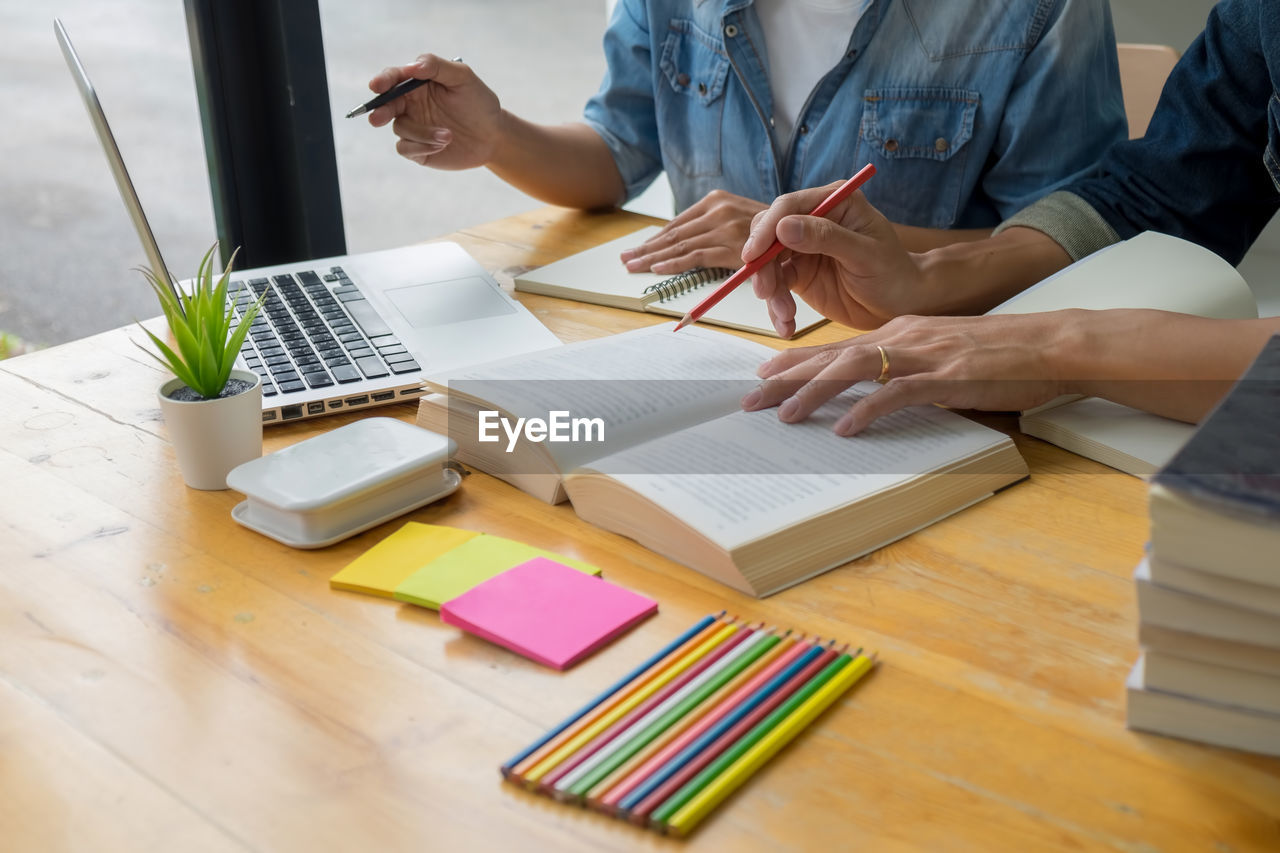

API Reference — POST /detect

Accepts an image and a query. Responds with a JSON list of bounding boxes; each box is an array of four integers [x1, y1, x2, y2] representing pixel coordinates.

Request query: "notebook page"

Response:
[[581, 385, 1010, 549], [513, 226, 674, 307], [651, 277, 827, 337], [431, 323, 776, 471]]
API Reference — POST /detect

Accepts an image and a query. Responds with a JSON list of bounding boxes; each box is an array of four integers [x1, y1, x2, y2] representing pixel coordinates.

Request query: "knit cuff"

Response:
[[993, 191, 1121, 261]]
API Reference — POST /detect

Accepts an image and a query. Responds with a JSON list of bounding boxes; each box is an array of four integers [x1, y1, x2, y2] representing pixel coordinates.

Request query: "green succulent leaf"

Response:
[[136, 241, 259, 400]]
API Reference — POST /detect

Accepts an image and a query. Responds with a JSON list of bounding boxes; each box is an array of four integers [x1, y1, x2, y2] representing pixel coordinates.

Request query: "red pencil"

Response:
[[673, 163, 876, 332], [537, 622, 758, 793], [627, 643, 843, 823], [598, 635, 816, 811]]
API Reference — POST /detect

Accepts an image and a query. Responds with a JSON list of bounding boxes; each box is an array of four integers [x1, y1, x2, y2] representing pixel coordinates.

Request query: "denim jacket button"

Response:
[[934, 137, 949, 152], [677, 72, 690, 87], [698, 82, 708, 95], [799, 124, 809, 135], [724, 24, 739, 38], [884, 138, 899, 152]]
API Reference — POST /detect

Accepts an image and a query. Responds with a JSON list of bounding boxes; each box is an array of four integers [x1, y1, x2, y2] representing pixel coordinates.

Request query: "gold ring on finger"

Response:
[[875, 345, 890, 384]]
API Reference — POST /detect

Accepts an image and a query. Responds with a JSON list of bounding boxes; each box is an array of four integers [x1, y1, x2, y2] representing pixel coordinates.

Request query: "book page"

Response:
[[987, 231, 1257, 319], [1019, 396, 1194, 476], [581, 384, 1011, 549], [429, 323, 776, 471]]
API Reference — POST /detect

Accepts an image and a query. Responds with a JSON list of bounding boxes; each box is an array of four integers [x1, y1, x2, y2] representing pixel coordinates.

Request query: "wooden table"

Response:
[[3, 207, 1278, 851]]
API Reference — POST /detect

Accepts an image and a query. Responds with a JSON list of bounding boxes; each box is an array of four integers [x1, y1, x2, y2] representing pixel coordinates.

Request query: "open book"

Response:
[[986, 231, 1259, 476], [513, 226, 827, 338], [417, 324, 1027, 597]]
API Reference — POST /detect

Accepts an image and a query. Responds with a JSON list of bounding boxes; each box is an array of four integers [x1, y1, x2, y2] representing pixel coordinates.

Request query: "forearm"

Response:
[[1054, 311, 1280, 422], [487, 113, 626, 209], [893, 224, 992, 253], [913, 225, 1073, 315]]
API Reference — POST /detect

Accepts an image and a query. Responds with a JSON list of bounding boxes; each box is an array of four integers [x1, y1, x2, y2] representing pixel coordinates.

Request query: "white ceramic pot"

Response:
[[157, 368, 263, 490]]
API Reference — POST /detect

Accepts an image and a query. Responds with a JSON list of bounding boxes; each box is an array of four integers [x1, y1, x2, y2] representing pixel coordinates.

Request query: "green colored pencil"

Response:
[[649, 653, 853, 825]]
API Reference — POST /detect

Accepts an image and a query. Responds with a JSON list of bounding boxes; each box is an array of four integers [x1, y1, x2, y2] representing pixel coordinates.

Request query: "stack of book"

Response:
[[1126, 336, 1280, 755]]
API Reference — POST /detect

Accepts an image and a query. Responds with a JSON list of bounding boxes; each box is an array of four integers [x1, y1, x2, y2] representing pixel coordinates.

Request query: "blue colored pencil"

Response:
[[616, 641, 827, 813], [500, 612, 721, 775]]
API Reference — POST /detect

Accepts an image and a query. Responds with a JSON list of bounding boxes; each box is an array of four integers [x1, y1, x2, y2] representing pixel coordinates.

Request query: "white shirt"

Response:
[[755, 0, 872, 151]]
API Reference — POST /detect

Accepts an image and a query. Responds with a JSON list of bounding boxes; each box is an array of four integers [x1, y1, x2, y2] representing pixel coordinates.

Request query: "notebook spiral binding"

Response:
[[643, 267, 735, 302]]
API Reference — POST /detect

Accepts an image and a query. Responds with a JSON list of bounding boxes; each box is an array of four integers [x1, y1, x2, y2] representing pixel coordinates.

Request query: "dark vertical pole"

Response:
[[183, 0, 346, 269]]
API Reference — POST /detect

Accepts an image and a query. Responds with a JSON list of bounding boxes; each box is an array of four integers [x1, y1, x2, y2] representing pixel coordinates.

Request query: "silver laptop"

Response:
[[56, 18, 561, 425]]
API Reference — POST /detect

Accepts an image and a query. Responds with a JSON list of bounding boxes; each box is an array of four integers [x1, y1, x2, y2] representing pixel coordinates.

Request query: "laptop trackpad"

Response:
[[384, 277, 516, 328]]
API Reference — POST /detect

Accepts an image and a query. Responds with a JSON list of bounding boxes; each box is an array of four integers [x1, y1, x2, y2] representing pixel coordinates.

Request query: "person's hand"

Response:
[[740, 311, 1085, 435], [619, 190, 766, 274], [743, 182, 930, 337], [366, 54, 502, 171]]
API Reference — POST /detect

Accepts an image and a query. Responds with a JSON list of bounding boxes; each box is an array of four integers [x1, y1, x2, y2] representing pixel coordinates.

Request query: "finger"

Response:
[[835, 375, 941, 435], [395, 136, 451, 165], [392, 123, 452, 147], [741, 182, 843, 261], [766, 291, 797, 339], [755, 340, 852, 379], [773, 346, 882, 423], [368, 65, 407, 94]]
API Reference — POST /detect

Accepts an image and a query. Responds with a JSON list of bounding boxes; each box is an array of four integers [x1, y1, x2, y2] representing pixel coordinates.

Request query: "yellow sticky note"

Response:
[[329, 522, 482, 598], [393, 535, 601, 610]]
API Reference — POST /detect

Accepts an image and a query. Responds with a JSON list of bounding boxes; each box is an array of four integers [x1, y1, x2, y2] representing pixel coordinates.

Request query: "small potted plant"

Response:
[[138, 244, 266, 490]]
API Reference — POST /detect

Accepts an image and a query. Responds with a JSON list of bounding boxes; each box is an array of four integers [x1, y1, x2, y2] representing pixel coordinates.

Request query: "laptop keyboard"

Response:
[[229, 266, 421, 399]]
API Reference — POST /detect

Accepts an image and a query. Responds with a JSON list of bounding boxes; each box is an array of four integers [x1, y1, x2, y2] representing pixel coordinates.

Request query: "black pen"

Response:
[[344, 77, 429, 119]]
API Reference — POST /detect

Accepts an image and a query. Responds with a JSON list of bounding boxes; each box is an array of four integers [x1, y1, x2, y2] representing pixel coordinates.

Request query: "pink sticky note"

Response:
[[439, 557, 658, 670]]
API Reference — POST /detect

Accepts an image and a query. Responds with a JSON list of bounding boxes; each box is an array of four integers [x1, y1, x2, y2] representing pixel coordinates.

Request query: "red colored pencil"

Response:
[[627, 643, 842, 823], [673, 164, 875, 331], [537, 622, 759, 792], [599, 635, 817, 811]]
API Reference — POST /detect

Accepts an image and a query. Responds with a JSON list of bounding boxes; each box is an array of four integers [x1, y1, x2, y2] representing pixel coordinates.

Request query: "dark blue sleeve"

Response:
[[1069, 0, 1280, 264]]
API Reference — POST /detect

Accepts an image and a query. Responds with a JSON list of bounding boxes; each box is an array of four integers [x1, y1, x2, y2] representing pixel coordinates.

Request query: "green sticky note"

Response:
[[392, 534, 601, 610]]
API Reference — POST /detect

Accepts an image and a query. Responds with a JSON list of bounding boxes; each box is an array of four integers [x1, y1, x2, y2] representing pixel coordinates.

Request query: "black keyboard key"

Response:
[[344, 300, 392, 338], [389, 359, 421, 374], [347, 346, 374, 359], [304, 372, 334, 389], [377, 343, 408, 355], [297, 270, 323, 286], [278, 379, 306, 393], [385, 351, 417, 365], [355, 356, 389, 379], [331, 364, 362, 383], [262, 384, 277, 397]]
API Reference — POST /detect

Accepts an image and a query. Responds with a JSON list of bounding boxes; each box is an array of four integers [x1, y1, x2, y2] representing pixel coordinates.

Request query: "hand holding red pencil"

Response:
[[674, 164, 877, 334], [740, 165, 934, 337]]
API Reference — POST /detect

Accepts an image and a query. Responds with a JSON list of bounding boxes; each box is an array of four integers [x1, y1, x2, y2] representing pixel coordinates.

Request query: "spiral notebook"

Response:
[[513, 226, 827, 338]]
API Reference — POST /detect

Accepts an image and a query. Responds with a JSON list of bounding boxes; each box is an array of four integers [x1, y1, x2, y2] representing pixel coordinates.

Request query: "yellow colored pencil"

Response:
[[522, 620, 744, 785], [664, 653, 875, 837], [510, 614, 732, 779], [585, 633, 799, 805]]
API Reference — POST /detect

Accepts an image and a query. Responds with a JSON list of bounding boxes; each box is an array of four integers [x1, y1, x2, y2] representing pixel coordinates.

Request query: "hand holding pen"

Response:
[[352, 54, 501, 171]]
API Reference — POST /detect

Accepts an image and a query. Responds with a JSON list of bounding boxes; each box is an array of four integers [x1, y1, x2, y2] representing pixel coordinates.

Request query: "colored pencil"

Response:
[[564, 631, 783, 798], [587, 634, 799, 809], [613, 638, 825, 815], [650, 652, 855, 826], [625, 642, 839, 821], [522, 619, 744, 785], [510, 613, 731, 780], [538, 622, 758, 791], [664, 653, 875, 836], [500, 612, 719, 775]]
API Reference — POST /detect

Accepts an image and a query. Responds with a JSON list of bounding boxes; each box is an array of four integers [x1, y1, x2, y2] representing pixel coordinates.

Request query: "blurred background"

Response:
[[2, 0, 1267, 355]]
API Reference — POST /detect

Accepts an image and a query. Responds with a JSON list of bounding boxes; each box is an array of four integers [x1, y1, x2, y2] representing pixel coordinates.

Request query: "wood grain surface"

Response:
[[2, 206, 1277, 852]]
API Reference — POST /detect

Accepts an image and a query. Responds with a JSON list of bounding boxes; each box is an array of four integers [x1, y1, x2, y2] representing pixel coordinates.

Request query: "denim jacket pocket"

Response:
[[858, 87, 979, 228], [1265, 92, 1280, 193], [657, 19, 730, 178]]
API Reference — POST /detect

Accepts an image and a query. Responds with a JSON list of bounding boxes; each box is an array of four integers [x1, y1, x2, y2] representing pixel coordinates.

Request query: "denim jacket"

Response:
[[1067, 0, 1280, 265], [584, 0, 1126, 229]]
